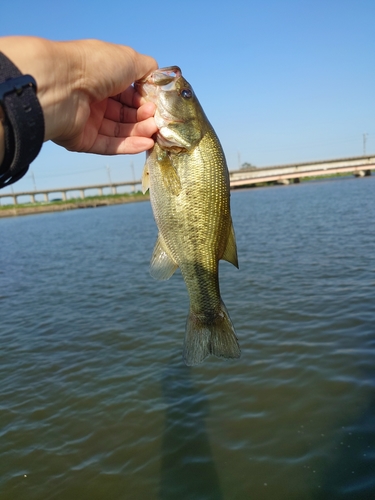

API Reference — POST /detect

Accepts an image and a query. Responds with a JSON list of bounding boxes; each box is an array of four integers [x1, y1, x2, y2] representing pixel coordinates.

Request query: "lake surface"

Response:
[[0, 176, 374, 500]]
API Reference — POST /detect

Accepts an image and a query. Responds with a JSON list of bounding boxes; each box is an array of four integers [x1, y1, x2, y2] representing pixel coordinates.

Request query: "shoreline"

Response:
[[0, 194, 150, 218], [0, 172, 365, 219]]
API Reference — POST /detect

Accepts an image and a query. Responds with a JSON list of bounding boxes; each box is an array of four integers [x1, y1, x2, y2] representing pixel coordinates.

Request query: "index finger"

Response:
[[131, 51, 158, 84], [112, 86, 138, 107]]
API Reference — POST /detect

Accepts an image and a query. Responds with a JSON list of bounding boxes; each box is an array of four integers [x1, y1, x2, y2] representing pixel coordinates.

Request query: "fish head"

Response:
[[135, 66, 205, 151]]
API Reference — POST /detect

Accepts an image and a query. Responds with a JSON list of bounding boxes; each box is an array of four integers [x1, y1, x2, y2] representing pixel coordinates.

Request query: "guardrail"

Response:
[[0, 180, 141, 205], [229, 154, 374, 187]]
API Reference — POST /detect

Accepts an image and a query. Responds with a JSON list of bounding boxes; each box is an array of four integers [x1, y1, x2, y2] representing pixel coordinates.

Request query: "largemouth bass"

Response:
[[136, 66, 240, 366]]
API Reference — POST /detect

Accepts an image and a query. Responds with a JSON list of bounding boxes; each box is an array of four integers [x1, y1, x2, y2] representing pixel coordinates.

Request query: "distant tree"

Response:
[[240, 162, 256, 170]]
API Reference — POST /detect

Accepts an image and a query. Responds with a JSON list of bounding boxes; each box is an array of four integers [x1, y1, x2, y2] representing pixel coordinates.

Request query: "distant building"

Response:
[[240, 162, 257, 170]]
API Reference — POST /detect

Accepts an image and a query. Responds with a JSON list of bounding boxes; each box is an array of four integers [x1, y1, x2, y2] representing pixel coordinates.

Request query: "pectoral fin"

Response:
[[221, 220, 239, 268], [150, 233, 178, 280], [142, 163, 150, 194], [157, 150, 181, 196]]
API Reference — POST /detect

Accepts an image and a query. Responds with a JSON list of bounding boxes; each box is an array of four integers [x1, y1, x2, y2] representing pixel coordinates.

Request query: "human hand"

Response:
[[0, 37, 158, 156]]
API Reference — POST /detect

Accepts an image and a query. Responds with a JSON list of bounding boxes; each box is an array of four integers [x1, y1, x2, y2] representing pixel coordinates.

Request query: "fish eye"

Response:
[[181, 88, 193, 99]]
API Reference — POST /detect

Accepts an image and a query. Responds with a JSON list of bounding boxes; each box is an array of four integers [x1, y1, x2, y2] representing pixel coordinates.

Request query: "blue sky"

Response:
[[1, 0, 374, 195]]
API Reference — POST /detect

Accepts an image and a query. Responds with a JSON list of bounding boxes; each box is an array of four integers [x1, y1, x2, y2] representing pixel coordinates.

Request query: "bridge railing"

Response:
[[229, 154, 374, 187], [0, 180, 142, 205]]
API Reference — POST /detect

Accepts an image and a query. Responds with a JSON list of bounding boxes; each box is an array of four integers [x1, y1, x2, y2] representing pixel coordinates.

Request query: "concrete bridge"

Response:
[[230, 154, 374, 187], [0, 154, 373, 205], [0, 180, 141, 205]]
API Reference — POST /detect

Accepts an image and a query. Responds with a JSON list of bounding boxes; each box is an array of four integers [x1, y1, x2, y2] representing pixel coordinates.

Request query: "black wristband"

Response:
[[0, 52, 45, 188]]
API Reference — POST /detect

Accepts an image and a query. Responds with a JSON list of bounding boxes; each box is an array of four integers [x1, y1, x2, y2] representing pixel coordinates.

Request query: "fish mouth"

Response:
[[135, 66, 184, 145], [134, 66, 182, 100], [136, 66, 182, 89]]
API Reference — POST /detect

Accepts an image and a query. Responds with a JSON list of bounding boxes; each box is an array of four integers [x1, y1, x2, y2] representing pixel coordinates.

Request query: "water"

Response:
[[0, 176, 374, 500]]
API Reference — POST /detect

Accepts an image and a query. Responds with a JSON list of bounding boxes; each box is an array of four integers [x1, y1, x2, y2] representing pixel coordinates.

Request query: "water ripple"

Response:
[[0, 177, 374, 499]]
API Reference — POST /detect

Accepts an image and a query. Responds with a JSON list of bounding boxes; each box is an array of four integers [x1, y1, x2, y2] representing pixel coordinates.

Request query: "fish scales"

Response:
[[150, 133, 227, 312], [136, 66, 240, 366]]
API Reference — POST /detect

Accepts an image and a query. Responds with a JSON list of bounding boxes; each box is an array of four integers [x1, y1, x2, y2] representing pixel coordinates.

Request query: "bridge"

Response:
[[0, 180, 140, 205], [229, 154, 374, 187], [0, 154, 373, 205]]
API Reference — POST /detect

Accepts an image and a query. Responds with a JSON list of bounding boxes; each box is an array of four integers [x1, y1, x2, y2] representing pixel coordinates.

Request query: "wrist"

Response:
[[0, 52, 45, 187], [0, 110, 4, 165], [0, 37, 75, 143]]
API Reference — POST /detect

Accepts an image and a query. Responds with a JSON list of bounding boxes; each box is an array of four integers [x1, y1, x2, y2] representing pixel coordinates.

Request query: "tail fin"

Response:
[[183, 301, 241, 366]]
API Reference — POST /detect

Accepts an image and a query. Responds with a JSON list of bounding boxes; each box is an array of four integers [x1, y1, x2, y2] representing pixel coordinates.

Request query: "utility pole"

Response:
[[363, 133, 368, 156], [10, 184, 16, 205], [106, 165, 115, 194], [130, 162, 135, 192], [30, 171, 37, 191]]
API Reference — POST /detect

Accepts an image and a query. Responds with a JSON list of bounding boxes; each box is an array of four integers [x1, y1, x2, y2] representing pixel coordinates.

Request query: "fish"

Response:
[[135, 66, 240, 366]]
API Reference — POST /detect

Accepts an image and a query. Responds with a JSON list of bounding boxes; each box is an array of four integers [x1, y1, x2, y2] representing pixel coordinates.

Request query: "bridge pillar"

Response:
[[80, 189, 85, 199], [12, 194, 17, 205], [61, 191, 67, 201], [44, 193, 49, 202], [98, 187, 103, 196], [30, 194, 36, 203], [112, 186, 117, 195]]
